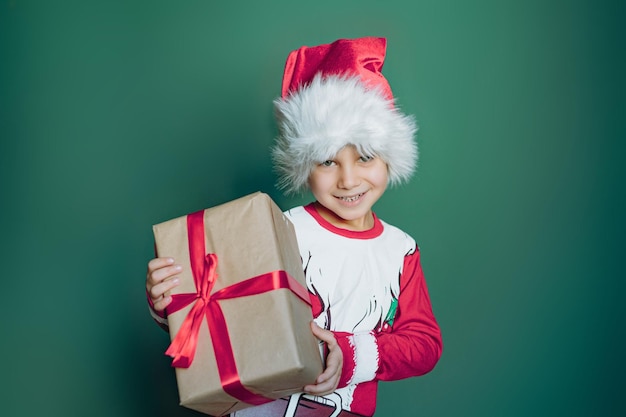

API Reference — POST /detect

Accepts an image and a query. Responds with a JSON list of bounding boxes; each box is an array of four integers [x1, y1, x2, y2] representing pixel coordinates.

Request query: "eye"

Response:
[[359, 155, 374, 162], [320, 160, 335, 167]]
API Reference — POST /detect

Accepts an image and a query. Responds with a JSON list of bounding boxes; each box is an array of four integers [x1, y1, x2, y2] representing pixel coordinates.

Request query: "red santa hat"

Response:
[[272, 37, 418, 194]]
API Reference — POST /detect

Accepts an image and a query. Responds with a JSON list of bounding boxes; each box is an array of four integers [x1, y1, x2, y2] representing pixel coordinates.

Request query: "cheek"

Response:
[[375, 169, 388, 183], [308, 172, 329, 195], [370, 163, 389, 187]]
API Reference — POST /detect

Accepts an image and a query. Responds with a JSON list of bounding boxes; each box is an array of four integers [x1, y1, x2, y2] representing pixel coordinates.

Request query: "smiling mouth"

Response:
[[337, 192, 365, 202]]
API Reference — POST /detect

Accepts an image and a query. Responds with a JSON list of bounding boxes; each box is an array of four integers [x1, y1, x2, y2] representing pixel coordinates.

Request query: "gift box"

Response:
[[152, 192, 323, 416]]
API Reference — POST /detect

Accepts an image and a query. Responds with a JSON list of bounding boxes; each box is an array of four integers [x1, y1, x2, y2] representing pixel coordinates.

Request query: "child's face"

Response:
[[308, 145, 388, 231]]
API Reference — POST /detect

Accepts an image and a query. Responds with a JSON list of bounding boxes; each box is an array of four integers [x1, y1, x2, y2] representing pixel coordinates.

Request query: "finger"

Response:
[[303, 378, 338, 396], [322, 352, 341, 373], [149, 277, 180, 301], [309, 322, 341, 380], [310, 321, 336, 345], [148, 257, 175, 272], [315, 358, 341, 384], [152, 295, 173, 312], [148, 263, 183, 286]]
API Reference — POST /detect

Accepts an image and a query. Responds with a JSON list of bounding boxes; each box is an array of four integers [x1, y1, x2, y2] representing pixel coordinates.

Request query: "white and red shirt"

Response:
[[282, 204, 442, 416], [150, 203, 442, 416]]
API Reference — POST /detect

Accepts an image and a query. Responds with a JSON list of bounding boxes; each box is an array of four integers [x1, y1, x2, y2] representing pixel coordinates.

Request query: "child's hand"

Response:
[[304, 322, 343, 396], [146, 257, 181, 312]]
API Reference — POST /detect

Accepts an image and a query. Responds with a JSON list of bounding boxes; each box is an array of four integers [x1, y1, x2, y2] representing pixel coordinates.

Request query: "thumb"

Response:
[[310, 321, 334, 344]]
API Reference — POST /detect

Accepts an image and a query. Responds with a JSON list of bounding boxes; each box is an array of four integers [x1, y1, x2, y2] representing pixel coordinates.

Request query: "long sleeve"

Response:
[[376, 248, 442, 380], [332, 248, 442, 386]]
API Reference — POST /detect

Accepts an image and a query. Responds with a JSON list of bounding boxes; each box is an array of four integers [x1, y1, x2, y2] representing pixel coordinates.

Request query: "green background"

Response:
[[1, 1, 623, 416]]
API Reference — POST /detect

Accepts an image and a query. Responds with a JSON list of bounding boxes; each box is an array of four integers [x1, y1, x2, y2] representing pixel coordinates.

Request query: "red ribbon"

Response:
[[164, 210, 311, 406]]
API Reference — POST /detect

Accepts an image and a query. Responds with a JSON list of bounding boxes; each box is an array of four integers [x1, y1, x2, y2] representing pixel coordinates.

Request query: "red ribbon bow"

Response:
[[164, 210, 311, 405]]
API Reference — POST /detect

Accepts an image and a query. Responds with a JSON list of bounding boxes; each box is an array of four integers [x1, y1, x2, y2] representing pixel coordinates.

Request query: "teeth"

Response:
[[340, 193, 362, 202]]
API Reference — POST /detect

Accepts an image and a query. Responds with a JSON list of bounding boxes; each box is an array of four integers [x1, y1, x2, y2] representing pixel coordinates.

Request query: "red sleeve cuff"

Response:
[[332, 331, 356, 388]]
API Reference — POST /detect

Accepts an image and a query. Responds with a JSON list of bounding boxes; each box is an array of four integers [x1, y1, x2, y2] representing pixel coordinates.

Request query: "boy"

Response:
[[147, 37, 442, 416]]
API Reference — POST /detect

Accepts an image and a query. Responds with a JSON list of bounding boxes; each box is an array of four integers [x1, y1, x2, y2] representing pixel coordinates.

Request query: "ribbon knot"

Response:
[[164, 252, 218, 368], [199, 254, 217, 301], [164, 211, 218, 368]]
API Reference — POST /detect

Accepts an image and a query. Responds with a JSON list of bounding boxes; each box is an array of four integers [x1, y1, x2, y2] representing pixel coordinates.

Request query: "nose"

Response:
[[338, 165, 360, 189]]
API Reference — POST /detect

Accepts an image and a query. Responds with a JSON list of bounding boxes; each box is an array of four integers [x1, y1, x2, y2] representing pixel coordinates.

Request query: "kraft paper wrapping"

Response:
[[152, 192, 323, 416]]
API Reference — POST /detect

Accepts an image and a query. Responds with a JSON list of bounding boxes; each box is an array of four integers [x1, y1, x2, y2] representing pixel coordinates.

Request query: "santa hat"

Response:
[[272, 37, 418, 194]]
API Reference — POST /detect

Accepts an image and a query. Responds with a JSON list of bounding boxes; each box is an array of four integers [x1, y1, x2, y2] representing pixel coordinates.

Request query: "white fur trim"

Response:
[[350, 331, 379, 384], [273, 74, 418, 194]]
